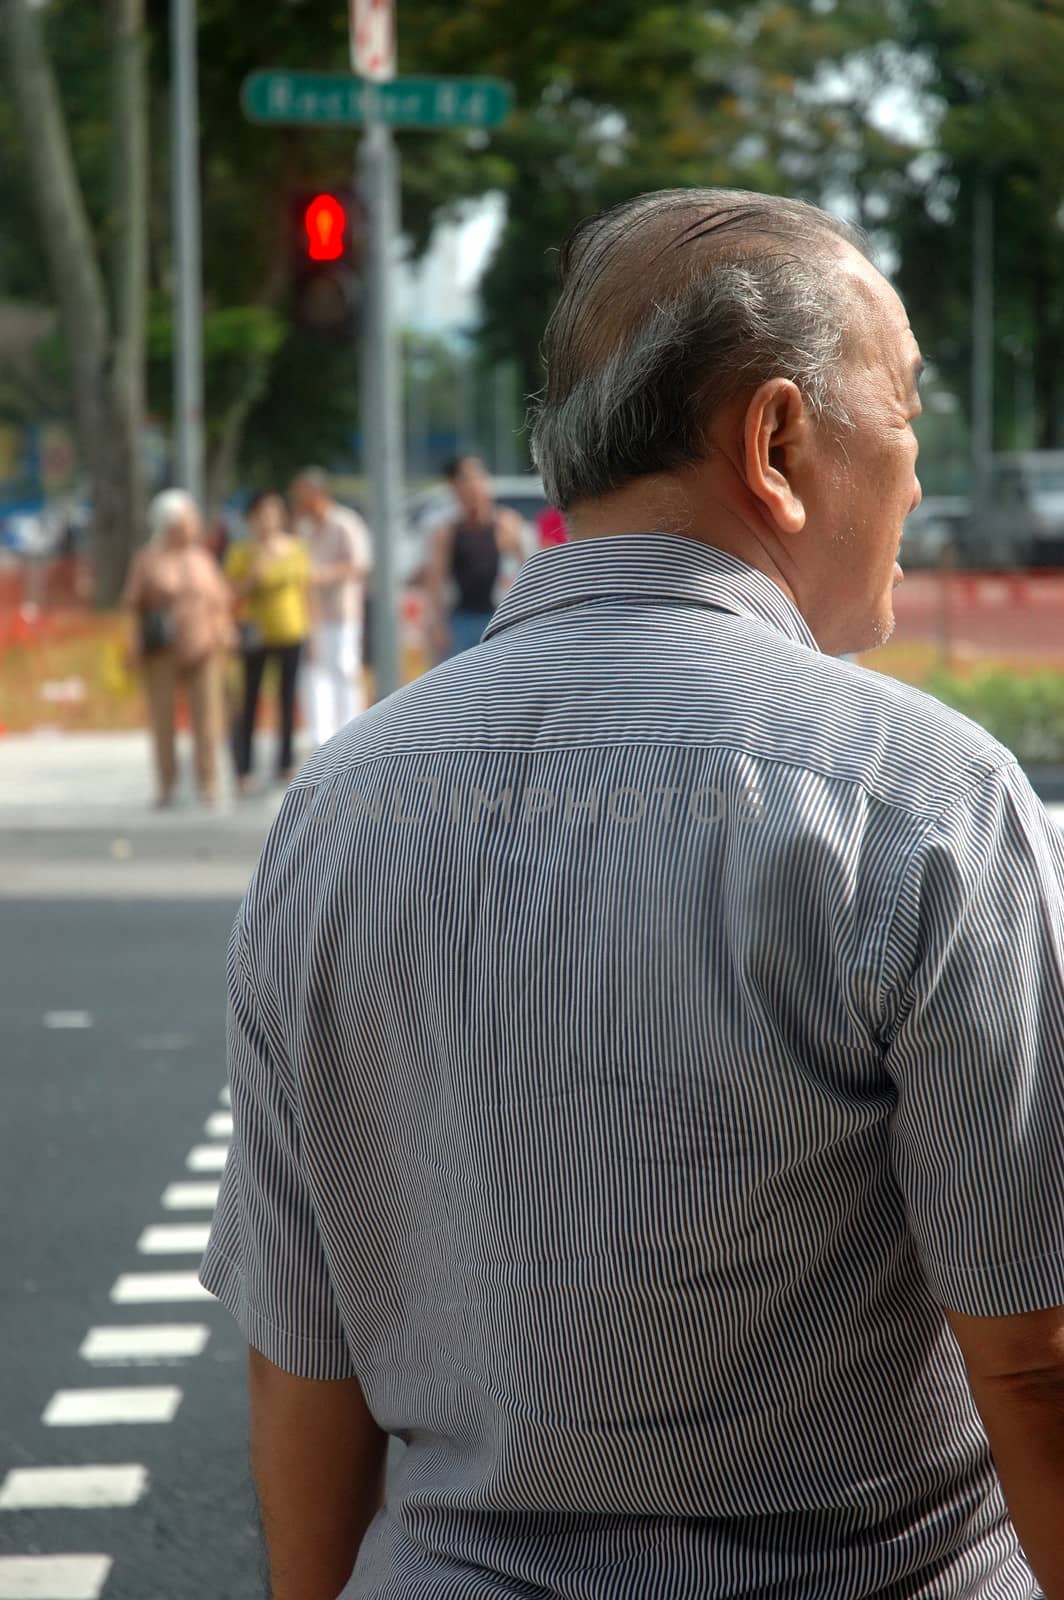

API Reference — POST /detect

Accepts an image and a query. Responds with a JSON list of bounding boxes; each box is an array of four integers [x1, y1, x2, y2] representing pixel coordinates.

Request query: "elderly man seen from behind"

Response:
[[122, 489, 232, 808], [202, 191, 1063, 1600]]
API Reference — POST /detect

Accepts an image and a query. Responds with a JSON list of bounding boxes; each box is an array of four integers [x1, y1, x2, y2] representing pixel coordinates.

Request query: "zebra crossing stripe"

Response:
[[185, 1146, 228, 1173], [42, 1389, 182, 1428], [0, 1466, 148, 1510], [161, 1181, 219, 1210], [109, 1273, 211, 1304], [0, 1555, 113, 1598], [79, 1325, 209, 1364], [136, 1224, 211, 1255]]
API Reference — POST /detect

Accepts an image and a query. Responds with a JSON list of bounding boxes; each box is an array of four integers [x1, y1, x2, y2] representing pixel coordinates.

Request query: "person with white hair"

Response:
[[122, 488, 233, 807]]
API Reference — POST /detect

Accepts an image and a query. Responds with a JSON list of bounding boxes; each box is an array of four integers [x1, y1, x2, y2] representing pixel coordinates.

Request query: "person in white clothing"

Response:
[[289, 468, 374, 745]]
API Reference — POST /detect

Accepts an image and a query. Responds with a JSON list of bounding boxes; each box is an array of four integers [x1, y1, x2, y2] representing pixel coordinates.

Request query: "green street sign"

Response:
[[241, 72, 513, 130]]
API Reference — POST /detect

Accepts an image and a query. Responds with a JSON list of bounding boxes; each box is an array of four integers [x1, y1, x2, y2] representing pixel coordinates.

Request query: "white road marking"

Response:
[[0, 1464, 148, 1510], [136, 1224, 211, 1255], [220, 1084, 231, 1106], [42, 1011, 93, 1030], [80, 1324, 209, 1364], [0, 1555, 113, 1598], [204, 1111, 233, 1139], [185, 1145, 228, 1172], [43, 1388, 182, 1427], [110, 1272, 211, 1304], [161, 1180, 219, 1210]]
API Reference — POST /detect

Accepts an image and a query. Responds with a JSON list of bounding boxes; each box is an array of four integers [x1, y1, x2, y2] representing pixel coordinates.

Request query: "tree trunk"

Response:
[[105, 0, 150, 596], [205, 366, 270, 515], [205, 261, 288, 513], [2, 0, 109, 540], [2, 0, 148, 606]]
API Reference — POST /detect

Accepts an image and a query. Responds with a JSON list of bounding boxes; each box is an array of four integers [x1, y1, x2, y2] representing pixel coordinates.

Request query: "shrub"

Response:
[[924, 667, 1064, 764]]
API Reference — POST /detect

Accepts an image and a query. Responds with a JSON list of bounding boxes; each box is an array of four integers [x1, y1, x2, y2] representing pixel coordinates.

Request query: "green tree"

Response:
[[9, 0, 1059, 538], [2, 0, 148, 602], [869, 0, 1064, 448], [400, 0, 897, 397]]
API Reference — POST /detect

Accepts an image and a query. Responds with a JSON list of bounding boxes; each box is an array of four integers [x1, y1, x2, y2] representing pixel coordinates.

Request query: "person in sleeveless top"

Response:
[[424, 456, 530, 659]]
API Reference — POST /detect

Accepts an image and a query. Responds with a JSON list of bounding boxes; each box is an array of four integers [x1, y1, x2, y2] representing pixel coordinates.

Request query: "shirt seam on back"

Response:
[[290, 741, 1012, 828]]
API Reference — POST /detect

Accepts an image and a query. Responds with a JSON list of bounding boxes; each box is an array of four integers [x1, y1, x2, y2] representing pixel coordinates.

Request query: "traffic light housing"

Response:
[[304, 193, 347, 261], [290, 189, 362, 335]]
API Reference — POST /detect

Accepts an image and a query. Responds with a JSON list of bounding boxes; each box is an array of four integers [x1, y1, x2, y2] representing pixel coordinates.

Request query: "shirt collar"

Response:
[[484, 532, 819, 652]]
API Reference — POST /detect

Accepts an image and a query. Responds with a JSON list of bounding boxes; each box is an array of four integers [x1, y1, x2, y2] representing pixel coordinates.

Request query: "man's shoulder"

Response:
[[763, 640, 1015, 819]]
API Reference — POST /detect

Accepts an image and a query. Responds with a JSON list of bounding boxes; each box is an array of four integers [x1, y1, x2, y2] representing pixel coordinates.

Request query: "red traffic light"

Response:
[[304, 194, 346, 262]]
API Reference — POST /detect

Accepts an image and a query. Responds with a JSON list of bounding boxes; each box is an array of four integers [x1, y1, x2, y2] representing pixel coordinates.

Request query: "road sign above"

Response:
[[241, 72, 513, 130], [351, 0, 395, 82]]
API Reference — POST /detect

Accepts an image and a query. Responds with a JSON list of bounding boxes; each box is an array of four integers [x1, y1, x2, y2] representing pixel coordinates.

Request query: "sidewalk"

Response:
[[0, 730, 288, 899], [0, 729, 291, 827]]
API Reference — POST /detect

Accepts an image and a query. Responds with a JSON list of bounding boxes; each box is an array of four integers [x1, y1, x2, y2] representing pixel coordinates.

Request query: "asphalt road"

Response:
[[0, 895, 262, 1599]]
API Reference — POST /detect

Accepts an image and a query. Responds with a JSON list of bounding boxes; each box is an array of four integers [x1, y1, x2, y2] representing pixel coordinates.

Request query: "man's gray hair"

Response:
[[530, 189, 871, 511], [148, 488, 199, 541], [292, 466, 332, 493]]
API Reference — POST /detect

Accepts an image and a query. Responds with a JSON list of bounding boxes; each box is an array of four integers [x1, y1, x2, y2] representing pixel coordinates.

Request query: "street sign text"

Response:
[[241, 72, 513, 130]]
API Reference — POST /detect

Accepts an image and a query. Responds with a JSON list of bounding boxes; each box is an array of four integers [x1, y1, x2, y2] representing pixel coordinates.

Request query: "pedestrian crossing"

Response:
[[78, 1325, 209, 1365], [0, 1088, 229, 1599], [0, 1467, 147, 1512], [0, 1555, 114, 1599]]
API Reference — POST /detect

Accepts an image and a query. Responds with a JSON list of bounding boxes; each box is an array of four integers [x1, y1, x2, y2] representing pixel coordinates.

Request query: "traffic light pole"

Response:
[[359, 109, 403, 701], [170, 0, 205, 509]]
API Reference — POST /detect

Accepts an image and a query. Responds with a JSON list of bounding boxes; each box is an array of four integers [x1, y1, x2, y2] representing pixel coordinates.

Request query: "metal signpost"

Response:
[[170, 0, 206, 509], [359, 101, 404, 701], [241, 64, 512, 699]]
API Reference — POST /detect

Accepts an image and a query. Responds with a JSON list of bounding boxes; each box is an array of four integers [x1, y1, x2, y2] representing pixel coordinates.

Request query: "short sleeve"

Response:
[[881, 762, 1064, 1317], [199, 914, 356, 1378]]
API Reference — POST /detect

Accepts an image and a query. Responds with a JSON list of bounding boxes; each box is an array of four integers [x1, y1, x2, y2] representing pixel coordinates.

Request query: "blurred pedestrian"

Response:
[[289, 468, 373, 742], [424, 455, 530, 659], [202, 192, 1064, 1600], [225, 491, 310, 795], [122, 489, 231, 808]]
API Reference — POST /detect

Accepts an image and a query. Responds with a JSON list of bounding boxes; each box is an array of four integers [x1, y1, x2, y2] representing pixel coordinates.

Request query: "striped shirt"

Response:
[[201, 534, 1063, 1599]]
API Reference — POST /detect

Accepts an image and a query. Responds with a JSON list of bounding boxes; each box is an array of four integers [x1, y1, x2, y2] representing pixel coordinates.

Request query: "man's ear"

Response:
[[742, 379, 808, 535]]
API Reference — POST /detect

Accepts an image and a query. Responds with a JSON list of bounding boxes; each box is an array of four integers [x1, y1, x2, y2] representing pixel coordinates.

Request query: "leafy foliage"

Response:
[[4, 0, 1063, 487], [867, 0, 1064, 447], [926, 666, 1064, 764]]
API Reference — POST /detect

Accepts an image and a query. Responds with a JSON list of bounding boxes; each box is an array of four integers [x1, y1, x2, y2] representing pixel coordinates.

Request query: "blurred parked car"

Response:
[[964, 452, 1064, 569], [900, 496, 971, 569]]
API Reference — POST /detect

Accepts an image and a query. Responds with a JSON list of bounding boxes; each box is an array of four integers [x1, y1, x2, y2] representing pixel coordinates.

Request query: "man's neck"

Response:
[[567, 479, 800, 616]]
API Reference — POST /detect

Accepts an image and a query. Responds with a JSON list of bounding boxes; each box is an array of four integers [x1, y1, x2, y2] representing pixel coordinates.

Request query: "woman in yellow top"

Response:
[[225, 490, 310, 793]]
